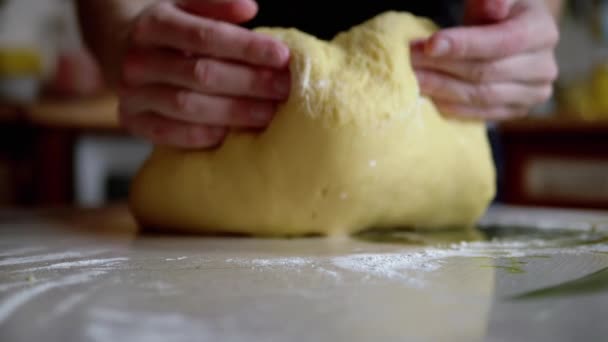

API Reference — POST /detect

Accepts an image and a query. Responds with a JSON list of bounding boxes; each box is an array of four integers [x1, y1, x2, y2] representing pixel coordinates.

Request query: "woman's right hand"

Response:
[[118, 0, 291, 148]]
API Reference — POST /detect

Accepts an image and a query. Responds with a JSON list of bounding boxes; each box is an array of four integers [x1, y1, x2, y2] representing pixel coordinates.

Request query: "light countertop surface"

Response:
[[1, 204, 608, 342]]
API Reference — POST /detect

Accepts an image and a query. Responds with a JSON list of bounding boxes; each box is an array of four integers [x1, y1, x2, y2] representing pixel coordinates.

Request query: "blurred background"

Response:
[[0, 0, 606, 211]]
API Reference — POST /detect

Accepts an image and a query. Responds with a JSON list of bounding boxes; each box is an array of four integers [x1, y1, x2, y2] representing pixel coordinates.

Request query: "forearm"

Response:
[[75, 0, 157, 86]]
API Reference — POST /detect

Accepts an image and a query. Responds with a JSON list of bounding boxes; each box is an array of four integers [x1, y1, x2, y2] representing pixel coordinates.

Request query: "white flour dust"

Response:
[[333, 252, 441, 283], [0, 252, 129, 325], [165, 257, 188, 261], [224, 235, 608, 288], [14, 257, 128, 273], [0, 270, 108, 324], [0, 250, 106, 267], [227, 257, 312, 268], [0, 246, 46, 258]]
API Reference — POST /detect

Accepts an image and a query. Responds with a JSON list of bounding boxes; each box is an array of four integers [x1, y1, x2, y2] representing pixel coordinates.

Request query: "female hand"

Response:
[[118, 0, 291, 148], [411, 0, 560, 120]]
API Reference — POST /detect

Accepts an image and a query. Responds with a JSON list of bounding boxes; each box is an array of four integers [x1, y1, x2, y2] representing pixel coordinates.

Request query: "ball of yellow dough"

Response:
[[128, 11, 496, 237]]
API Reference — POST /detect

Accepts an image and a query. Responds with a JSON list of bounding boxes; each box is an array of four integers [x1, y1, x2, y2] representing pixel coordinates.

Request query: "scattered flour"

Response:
[[239, 257, 312, 268], [165, 257, 188, 261], [224, 233, 608, 288], [14, 257, 128, 273], [0, 250, 107, 267], [0, 246, 46, 258], [332, 252, 441, 285], [0, 270, 108, 324]]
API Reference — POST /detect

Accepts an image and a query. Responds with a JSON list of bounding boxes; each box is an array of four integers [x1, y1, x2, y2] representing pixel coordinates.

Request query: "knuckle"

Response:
[[502, 37, 522, 57], [538, 85, 554, 102], [148, 4, 173, 27], [500, 24, 525, 56], [121, 53, 142, 84], [130, 18, 150, 44], [546, 23, 560, 47], [172, 91, 194, 114], [193, 26, 217, 52], [244, 38, 267, 60], [194, 59, 214, 89], [448, 38, 467, 58], [471, 62, 496, 82], [256, 69, 274, 93], [131, 3, 171, 43], [546, 58, 559, 83], [473, 84, 496, 106]]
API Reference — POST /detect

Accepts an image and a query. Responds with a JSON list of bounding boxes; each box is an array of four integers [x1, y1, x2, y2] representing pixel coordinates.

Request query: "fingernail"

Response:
[[429, 38, 450, 57], [273, 73, 291, 97]]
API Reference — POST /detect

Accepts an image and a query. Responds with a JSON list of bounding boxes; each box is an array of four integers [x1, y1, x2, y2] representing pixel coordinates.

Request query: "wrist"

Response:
[[76, 0, 157, 87]]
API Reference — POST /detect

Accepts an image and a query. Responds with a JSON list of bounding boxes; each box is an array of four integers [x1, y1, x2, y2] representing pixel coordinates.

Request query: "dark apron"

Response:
[[242, 0, 464, 39]]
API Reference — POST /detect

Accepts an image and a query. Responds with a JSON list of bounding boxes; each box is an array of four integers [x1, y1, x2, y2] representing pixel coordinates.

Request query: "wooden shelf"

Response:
[[498, 116, 608, 135], [497, 116, 608, 210], [24, 92, 123, 132]]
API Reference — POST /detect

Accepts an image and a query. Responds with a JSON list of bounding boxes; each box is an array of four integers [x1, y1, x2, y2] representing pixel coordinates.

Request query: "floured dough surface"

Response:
[[129, 11, 496, 236]]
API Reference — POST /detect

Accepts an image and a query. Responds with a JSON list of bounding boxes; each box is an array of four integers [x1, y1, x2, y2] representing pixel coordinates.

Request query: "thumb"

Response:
[[464, 0, 515, 24], [176, 0, 258, 23]]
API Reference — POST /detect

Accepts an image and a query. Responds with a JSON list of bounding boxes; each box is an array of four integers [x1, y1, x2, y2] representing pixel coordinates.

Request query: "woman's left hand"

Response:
[[411, 0, 560, 120]]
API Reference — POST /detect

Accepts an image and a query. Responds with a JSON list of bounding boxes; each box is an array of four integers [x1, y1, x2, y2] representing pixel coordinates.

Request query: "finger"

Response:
[[433, 100, 529, 120], [464, 0, 514, 24], [419, 8, 559, 59], [120, 85, 277, 127], [123, 49, 291, 99], [177, 0, 258, 23], [415, 69, 553, 107], [132, 2, 290, 68], [119, 110, 227, 149], [411, 50, 559, 83]]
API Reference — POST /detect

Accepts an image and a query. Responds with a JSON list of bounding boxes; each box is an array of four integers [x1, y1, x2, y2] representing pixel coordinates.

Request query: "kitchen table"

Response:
[[1, 203, 607, 342]]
